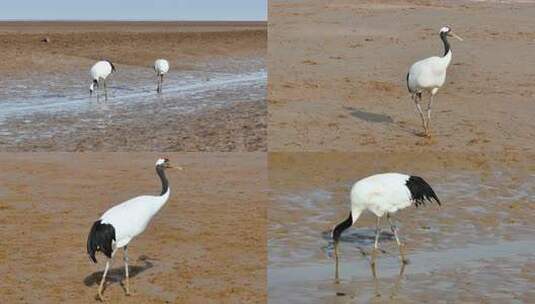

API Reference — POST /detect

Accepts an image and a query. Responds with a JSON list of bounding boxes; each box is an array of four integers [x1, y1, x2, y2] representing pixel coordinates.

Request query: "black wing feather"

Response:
[[406, 176, 441, 207], [86, 220, 116, 263]]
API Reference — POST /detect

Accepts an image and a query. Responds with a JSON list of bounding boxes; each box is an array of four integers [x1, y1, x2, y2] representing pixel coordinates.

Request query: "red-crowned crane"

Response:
[[406, 26, 463, 137], [332, 173, 440, 269], [89, 60, 116, 101], [86, 158, 182, 301], [153, 59, 170, 93]]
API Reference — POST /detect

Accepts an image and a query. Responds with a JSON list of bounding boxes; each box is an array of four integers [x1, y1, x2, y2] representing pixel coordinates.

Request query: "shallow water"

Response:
[[269, 158, 535, 303], [0, 58, 266, 149]]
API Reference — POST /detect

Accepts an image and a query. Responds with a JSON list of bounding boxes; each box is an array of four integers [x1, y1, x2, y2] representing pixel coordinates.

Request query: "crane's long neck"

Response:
[[332, 212, 353, 243], [438, 32, 453, 69], [440, 32, 451, 57], [156, 166, 169, 196]]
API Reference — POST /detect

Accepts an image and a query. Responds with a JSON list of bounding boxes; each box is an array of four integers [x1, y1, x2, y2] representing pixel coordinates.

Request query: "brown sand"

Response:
[[268, 0, 535, 152], [0, 153, 267, 303], [0, 21, 266, 75]]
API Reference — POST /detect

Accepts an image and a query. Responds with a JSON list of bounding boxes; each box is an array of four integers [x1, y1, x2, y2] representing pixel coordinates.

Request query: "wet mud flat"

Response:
[[0, 64, 266, 151], [0, 153, 267, 303], [0, 22, 266, 151], [268, 0, 535, 152], [268, 152, 535, 303]]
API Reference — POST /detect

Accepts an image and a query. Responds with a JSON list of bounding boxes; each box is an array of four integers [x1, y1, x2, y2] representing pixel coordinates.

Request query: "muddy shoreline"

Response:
[[0, 153, 267, 303]]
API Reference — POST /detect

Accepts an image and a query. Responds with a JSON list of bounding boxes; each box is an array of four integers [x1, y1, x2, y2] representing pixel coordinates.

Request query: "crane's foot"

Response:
[[415, 129, 428, 137], [97, 292, 106, 302]]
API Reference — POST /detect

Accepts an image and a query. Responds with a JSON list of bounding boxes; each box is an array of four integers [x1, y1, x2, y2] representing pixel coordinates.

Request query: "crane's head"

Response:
[[89, 79, 98, 96], [440, 26, 463, 41], [156, 158, 183, 170]]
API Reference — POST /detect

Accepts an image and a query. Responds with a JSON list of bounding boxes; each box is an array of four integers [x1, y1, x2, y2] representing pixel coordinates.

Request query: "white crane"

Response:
[[89, 60, 116, 101], [153, 59, 170, 93], [86, 158, 182, 301], [332, 173, 440, 268], [406, 26, 463, 137]]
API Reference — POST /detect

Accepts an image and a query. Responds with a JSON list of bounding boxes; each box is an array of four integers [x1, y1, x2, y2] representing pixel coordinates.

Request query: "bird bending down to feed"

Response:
[[332, 173, 440, 273], [86, 158, 182, 301], [406, 26, 463, 137], [89, 60, 117, 101], [154, 59, 170, 93]]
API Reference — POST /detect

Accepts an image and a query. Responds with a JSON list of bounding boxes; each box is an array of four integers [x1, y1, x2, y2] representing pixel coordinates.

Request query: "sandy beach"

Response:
[[268, 152, 535, 303], [268, 0, 535, 152], [0, 21, 266, 151], [0, 153, 267, 303]]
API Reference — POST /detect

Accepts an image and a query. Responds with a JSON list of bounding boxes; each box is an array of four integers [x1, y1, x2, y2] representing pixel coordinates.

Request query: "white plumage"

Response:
[[100, 189, 170, 248], [332, 173, 440, 266], [87, 157, 181, 301], [153, 59, 170, 93], [407, 52, 451, 95], [350, 173, 413, 221], [406, 26, 463, 137], [89, 60, 116, 101]]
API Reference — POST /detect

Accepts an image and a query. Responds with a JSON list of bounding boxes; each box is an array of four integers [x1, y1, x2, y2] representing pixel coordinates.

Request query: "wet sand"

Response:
[[0, 153, 267, 303], [0, 22, 266, 151], [268, 0, 535, 152], [268, 152, 535, 303]]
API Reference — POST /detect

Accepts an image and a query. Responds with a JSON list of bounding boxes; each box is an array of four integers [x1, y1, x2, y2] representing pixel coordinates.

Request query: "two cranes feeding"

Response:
[[86, 158, 182, 301], [406, 26, 463, 137], [88, 58, 171, 100]]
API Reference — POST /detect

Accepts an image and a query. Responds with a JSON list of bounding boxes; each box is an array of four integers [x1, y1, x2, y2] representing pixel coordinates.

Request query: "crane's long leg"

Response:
[[97, 261, 110, 301], [425, 94, 435, 137], [334, 240, 340, 283], [160, 74, 164, 93], [98, 249, 117, 301], [371, 216, 381, 268], [412, 93, 427, 135], [104, 79, 108, 101], [96, 80, 100, 102], [124, 246, 130, 295], [374, 216, 381, 250], [387, 214, 408, 264]]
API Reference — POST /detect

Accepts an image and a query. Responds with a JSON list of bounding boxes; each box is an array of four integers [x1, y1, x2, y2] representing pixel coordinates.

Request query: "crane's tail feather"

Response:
[[406, 72, 412, 93], [406, 176, 441, 207], [87, 220, 116, 263]]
